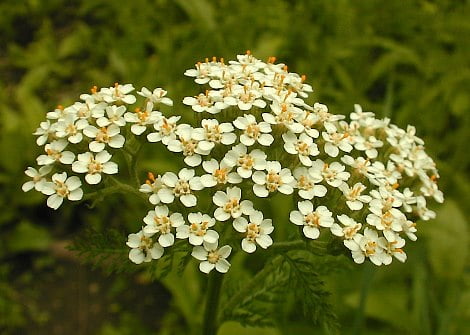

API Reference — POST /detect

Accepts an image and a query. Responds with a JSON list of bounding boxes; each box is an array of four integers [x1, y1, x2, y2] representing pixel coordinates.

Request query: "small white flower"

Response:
[[142, 205, 184, 247], [223, 144, 267, 178], [338, 183, 371, 210], [55, 115, 88, 144], [233, 114, 274, 146], [200, 159, 242, 187], [96, 105, 127, 127], [147, 116, 180, 145], [193, 119, 237, 151], [176, 212, 219, 245], [101, 83, 136, 104], [341, 155, 373, 178], [312, 103, 344, 132], [139, 172, 166, 205], [184, 62, 213, 84], [310, 159, 350, 188], [252, 161, 294, 197], [33, 120, 57, 146], [138, 87, 173, 106], [335, 214, 362, 239], [166, 124, 208, 167], [213, 186, 254, 221], [366, 208, 404, 242], [71, 151, 118, 184], [293, 167, 327, 199], [289, 201, 334, 239], [354, 136, 383, 159], [296, 110, 320, 138], [36, 140, 75, 166], [282, 132, 319, 166], [158, 168, 203, 207], [124, 103, 162, 135], [322, 131, 353, 157], [126, 230, 164, 264], [233, 211, 274, 253], [192, 241, 232, 274], [264, 100, 304, 133], [41, 172, 83, 210], [344, 228, 386, 266], [22, 165, 53, 192], [379, 236, 407, 265], [232, 84, 266, 111], [183, 91, 220, 114], [83, 124, 125, 152]]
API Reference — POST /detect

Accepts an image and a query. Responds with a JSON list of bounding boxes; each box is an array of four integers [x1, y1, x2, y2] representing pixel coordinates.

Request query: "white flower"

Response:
[[147, 116, 180, 145], [126, 230, 164, 264], [344, 228, 386, 266], [233, 114, 274, 146], [312, 103, 344, 132], [200, 159, 242, 187], [223, 144, 267, 178], [96, 105, 127, 127], [338, 183, 371, 210], [158, 168, 203, 207], [101, 83, 136, 104], [213, 186, 254, 221], [142, 205, 184, 247], [176, 212, 219, 245], [184, 61, 213, 84], [335, 214, 362, 239], [71, 151, 118, 184], [36, 140, 75, 165], [33, 120, 57, 146], [310, 159, 350, 188], [341, 155, 373, 178], [192, 241, 232, 273], [366, 208, 404, 242], [124, 103, 162, 135], [232, 84, 266, 110], [263, 100, 304, 133], [354, 136, 383, 159], [22, 165, 53, 192], [166, 124, 208, 167], [350, 104, 375, 122], [138, 87, 173, 106], [282, 132, 319, 166], [83, 124, 125, 152], [41, 172, 83, 210], [233, 211, 274, 253], [55, 115, 88, 144], [322, 131, 353, 157], [379, 236, 407, 265], [289, 201, 334, 239], [293, 167, 327, 199], [296, 110, 320, 138], [193, 119, 237, 151], [183, 91, 220, 114], [252, 161, 294, 197], [139, 172, 166, 205]]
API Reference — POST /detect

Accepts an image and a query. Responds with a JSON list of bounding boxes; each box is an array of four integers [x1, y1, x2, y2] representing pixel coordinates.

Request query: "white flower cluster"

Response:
[[22, 84, 174, 209], [24, 52, 444, 272]]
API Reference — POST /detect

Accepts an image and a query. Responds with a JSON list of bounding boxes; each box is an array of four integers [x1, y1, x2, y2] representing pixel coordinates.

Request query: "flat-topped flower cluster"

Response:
[[23, 52, 443, 273]]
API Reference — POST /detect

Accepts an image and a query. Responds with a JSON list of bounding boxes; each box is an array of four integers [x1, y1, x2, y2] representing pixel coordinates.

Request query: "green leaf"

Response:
[[420, 199, 469, 279]]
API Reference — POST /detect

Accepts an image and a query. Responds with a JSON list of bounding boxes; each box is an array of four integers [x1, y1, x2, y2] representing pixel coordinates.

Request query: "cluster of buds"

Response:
[[24, 52, 443, 273]]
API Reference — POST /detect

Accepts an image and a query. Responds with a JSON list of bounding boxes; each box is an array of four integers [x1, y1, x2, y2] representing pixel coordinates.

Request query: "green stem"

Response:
[[202, 271, 224, 335]]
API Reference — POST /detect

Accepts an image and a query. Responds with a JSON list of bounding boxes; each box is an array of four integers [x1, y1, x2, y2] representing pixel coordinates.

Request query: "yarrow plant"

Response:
[[23, 51, 444, 333]]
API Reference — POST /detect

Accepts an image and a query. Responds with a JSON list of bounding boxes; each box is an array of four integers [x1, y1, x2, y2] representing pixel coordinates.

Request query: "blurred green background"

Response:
[[0, 0, 469, 334]]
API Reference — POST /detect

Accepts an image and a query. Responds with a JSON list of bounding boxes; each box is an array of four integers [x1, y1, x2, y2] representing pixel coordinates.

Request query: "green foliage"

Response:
[[1, 0, 469, 334]]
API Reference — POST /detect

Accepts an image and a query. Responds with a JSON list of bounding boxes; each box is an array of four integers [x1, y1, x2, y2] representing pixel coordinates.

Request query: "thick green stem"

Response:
[[202, 271, 224, 335]]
